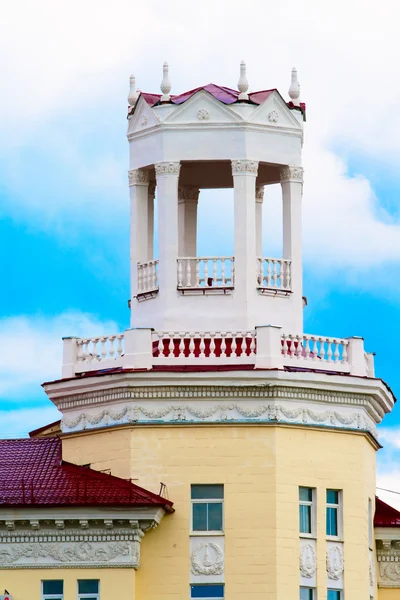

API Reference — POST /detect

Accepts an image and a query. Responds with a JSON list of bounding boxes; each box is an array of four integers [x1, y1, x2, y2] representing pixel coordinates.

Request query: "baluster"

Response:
[[77, 340, 84, 362], [327, 338, 333, 362], [157, 333, 164, 357], [249, 331, 256, 357], [168, 333, 175, 358], [91, 338, 98, 361], [310, 336, 317, 360], [273, 260, 278, 287], [177, 260, 183, 287], [155, 260, 159, 288], [204, 260, 209, 286], [212, 259, 217, 287], [186, 260, 191, 287], [220, 333, 227, 358], [304, 336, 310, 359], [295, 335, 301, 358], [179, 334, 185, 358], [137, 265, 142, 292], [333, 340, 340, 363], [287, 261, 292, 289], [221, 260, 226, 286], [319, 337, 326, 361], [142, 263, 147, 292], [239, 332, 246, 357], [267, 260, 272, 287], [116, 335, 123, 357], [152, 261, 157, 289], [342, 341, 348, 363], [199, 333, 206, 358], [189, 333, 195, 358], [279, 260, 284, 289], [231, 333, 237, 358], [231, 257, 235, 286], [83, 340, 90, 361], [281, 334, 287, 356], [209, 333, 216, 358], [109, 336, 115, 359]]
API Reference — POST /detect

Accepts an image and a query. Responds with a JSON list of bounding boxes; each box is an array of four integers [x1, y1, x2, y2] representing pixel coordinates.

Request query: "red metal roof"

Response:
[[135, 83, 306, 113], [0, 437, 173, 511], [374, 497, 400, 526]]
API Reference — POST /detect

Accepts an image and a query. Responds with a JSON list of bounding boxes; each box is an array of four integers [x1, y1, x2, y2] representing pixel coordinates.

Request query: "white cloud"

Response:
[[0, 406, 61, 438], [0, 312, 118, 396]]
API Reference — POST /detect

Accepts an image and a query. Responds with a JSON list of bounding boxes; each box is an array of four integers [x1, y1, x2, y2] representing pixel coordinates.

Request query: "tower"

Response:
[[37, 63, 395, 600]]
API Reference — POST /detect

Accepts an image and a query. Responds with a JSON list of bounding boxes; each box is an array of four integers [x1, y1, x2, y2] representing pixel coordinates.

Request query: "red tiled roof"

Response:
[[136, 83, 306, 113], [0, 438, 173, 511], [374, 497, 400, 526]]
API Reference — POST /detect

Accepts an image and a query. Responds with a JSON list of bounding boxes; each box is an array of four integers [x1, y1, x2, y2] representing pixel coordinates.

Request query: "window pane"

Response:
[[327, 590, 341, 600], [193, 503, 208, 530], [78, 580, 99, 594], [326, 507, 338, 535], [327, 489, 339, 504], [208, 502, 223, 530], [299, 487, 313, 502], [191, 584, 224, 598], [191, 484, 224, 499], [300, 588, 314, 600], [300, 504, 312, 533], [43, 580, 64, 594]]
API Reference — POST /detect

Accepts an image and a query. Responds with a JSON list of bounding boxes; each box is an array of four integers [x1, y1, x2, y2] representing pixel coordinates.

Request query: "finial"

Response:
[[238, 60, 249, 101], [160, 61, 171, 102], [128, 75, 138, 107], [288, 67, 300, 106]]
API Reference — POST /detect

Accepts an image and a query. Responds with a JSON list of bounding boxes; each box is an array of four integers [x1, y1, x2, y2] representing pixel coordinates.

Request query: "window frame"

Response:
[[190, 583, 224, 599], [77, 579, 100, 600], [327, 589, 342, 600], [299, 486, 316, 537], [326, 489, 342, 539], [41, 580, 64, 600], [191, 484, 224, 534], [300, 587, 316, 600]]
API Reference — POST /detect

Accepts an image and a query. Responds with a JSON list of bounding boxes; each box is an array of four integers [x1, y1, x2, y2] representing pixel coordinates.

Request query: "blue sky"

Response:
[[2, 0, 400, 506]]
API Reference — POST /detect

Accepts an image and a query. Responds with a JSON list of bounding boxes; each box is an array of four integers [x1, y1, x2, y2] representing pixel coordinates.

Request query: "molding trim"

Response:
[[155, 161, 181, 176], [128, 169, 149, 186]]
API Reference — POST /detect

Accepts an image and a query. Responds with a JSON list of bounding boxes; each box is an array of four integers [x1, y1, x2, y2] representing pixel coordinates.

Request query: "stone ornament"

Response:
[[237, 60, 249, 101], [155, 162, 181, 176], [268, 110, 279, 123], [191, 542, 224, 575], [280, 165, 304, 183], [379, 560, 400, 585], [231, 160, 259, 175], [326, 546, 344, 580], [179, 187, 200, 201], [128, 74, 138, 106], [256, 186, 265, 202], [160, 61, 171, 102], [300, 543, 317, 578], [197, 108, 210, 120], [128, 169, 149, 186], [289, 67, 301, 106], [139, 114, 148, 127], [369, 555, 374, 586]]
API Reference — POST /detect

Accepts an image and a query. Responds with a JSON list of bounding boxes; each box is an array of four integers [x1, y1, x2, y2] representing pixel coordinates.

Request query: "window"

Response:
[[190, 584, 224, 598], [78, 580, 99, 600], [327, 590, 341, 600], [326, 489, 341, 536], [300, 588, 315, 600], [191, 484, 223, 532], [299, 487, 314, 535], [42, 580, 64, 600]]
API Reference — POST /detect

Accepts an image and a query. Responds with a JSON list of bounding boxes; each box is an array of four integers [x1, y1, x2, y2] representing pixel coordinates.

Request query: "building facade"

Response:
[[0, 63, 398, 599]]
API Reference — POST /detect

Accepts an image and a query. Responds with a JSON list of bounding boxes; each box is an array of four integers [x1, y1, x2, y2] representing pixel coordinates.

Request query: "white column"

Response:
[[280, 165, 303, 331], [178, 187, 199, 257], [129, 168, 150, 299], [232, 160, 258, 309], [156, 161, 181, 308], [255, 186, 264, 257], [148, 182, 156, 260]]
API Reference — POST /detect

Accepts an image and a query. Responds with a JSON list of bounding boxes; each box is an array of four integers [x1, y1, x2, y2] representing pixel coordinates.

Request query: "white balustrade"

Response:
[[137, 259, 159, 294], [257, 258, 291, 290], [177, 257, 234, 289], [152, 330, 256, 364], [75, 333, 125, 373], [281, 333, 350, 372]]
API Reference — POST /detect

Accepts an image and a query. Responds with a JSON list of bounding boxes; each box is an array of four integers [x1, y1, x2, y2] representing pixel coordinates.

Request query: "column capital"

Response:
[[148, 181, 156, 197], [155, 161, 181, 177], [178, 186, 200, 202], [231, 159, 259, 175], [128, 168, 149, 186], [280, 165, 304, 183], [256, 186, 264, 203]]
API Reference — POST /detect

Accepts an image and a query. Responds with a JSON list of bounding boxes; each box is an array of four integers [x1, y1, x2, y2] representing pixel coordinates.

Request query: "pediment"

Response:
[[163, 90, 244, 125], [248, 91, 302, 129], [128, 95, 160, 135]]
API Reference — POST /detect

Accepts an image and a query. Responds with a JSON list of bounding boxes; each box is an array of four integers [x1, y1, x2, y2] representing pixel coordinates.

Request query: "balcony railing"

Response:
[[177, 257, 234, 289], [257, 258, 291, 291], [137, 259, 159, 295], [62, 328, 374, 380]]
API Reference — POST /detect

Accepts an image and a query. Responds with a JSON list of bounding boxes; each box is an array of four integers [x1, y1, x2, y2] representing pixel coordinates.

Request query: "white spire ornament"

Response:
[[128, 75, 138, 106], [237, 60, 249, 101], [288, 67, 300, 107], [160, 61, 171, 102]]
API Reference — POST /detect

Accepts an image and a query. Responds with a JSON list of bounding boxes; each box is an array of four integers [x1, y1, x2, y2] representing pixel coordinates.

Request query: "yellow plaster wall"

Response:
[[63, 424, 377, 600], [0, 567, 135, 600], [378, 589, 399, 599]]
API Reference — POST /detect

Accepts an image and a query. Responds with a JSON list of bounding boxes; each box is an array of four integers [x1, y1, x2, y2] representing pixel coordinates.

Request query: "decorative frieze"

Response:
[[280, 165, 304, 183], [128, 169, 149, 186], [155, 161, 181, 176], [377, 543, 400, 587], [231, 159, 259, 175]]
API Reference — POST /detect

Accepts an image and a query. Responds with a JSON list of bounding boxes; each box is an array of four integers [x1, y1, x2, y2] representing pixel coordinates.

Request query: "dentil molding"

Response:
[[280, 165, 304, 183], [128, 169, 149, 186], [155, 161, 181, 176], [231, 160, 259, 175]]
